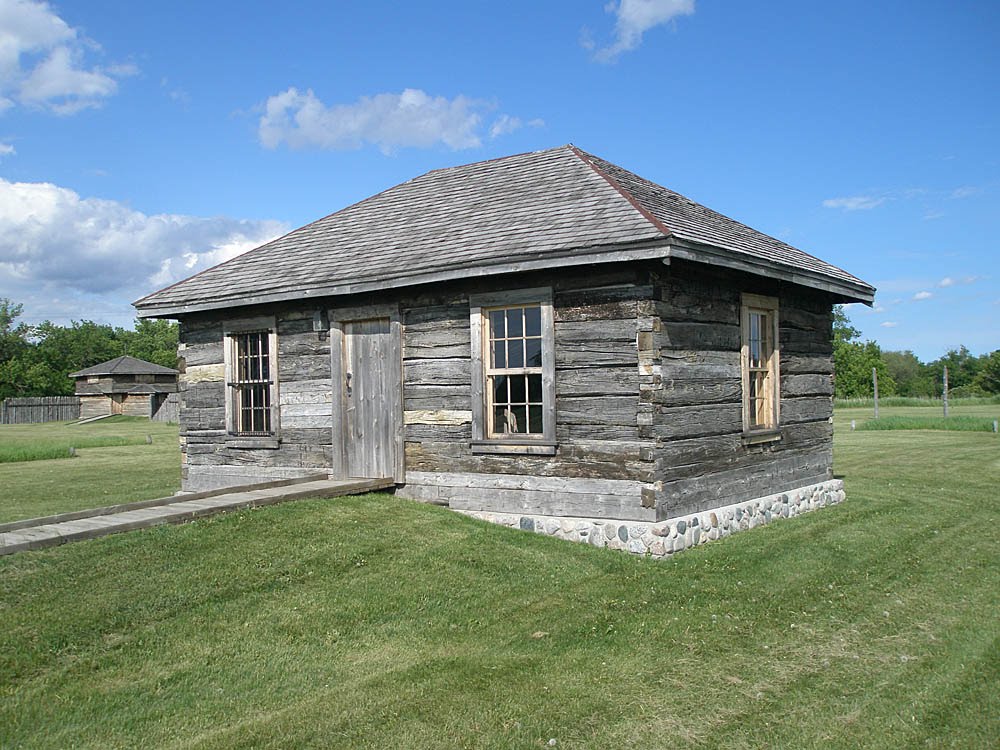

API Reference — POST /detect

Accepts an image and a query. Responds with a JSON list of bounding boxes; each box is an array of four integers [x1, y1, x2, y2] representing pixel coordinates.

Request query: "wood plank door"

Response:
[[334, 315, 403, 480]]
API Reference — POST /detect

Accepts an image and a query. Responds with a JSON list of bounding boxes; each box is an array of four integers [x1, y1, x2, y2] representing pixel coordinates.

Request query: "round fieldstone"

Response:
[[676, 519, 687, 534], [519, 517, 535, 532], [617, 525, 628, 542]]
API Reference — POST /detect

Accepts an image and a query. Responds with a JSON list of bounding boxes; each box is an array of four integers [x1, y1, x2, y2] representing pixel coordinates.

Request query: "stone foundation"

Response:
[[457, 479, 845, 559]]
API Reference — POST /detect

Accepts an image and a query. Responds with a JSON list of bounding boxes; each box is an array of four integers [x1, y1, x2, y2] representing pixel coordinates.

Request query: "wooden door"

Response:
[[111, 394, 124, 415], [335, 316, 402, 480]]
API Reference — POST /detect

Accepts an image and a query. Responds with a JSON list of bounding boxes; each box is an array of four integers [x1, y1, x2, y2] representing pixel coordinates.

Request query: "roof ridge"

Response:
[[569, 146, 672, 238], [422, 144, 576, 176]]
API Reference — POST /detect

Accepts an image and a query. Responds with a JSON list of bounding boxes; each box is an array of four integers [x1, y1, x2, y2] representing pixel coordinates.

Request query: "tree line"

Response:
[[833, 306, 1000, 399], [2, 296, 997, 402], [0, 298, 179, 401]]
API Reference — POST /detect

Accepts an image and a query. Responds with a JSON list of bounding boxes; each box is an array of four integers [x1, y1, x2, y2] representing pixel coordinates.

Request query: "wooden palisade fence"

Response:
[[1, 396, 81, 425]]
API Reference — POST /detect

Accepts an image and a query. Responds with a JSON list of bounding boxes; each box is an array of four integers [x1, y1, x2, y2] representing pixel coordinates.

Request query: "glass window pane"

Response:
[[510, 375, 526, 403], [507, 307, 524, 338], [494, 406, 511, 434], [528, 405, 544, 433], [492, 375, 508, 405], [525, 338, 542, 367], [509, 405, 527, 434], [525, 306, 541, 337], [490, 310, 505, 339], [507, 340, 524, 368], [528, 374, 543, 403], [492, 340, 506, 369]]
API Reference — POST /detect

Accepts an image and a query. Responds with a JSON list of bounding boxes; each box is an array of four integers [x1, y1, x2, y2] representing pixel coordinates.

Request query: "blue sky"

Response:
[[0, 0, 996, 360]]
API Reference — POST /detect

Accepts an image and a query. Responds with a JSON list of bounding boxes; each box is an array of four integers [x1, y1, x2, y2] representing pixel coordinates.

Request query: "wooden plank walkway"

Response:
[[0, 477, 394, 556]]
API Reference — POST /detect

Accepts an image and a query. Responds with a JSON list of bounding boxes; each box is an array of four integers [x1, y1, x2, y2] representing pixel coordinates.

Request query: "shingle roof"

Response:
[[68, 355, 178, 378], [135, 145, 873, 316]]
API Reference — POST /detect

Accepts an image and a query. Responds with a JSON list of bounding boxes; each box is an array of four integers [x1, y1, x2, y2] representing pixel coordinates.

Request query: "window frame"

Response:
[[470, 287, 556, 455], [223, 316, 280, 447], [740, 293, 781, 439]]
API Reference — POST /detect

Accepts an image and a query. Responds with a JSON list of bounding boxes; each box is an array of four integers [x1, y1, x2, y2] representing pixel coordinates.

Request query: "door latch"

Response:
[[345, 371, 352, 397]]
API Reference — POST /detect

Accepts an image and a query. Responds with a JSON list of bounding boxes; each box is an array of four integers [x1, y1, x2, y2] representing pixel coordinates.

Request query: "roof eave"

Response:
[[135, 238, 674, 318], [667, 239, 876, 305], [135, 235, 874, 319]]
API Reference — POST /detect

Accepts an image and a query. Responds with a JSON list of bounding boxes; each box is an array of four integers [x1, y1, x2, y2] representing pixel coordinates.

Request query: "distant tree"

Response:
[[0, 302, 179, 400], [882, 350, 935, 397], [832, 305, 861, 345], [973, 350, 1000, 394], [122, 318, 179, 368], [832, 305, 895, 398], [928, 346, 981, 392], [0, 298, 31, 364]]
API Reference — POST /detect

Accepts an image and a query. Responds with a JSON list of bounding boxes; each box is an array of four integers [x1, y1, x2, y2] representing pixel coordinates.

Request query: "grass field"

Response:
[[0, 410, 997, 748], [0, 417, 180, 523]]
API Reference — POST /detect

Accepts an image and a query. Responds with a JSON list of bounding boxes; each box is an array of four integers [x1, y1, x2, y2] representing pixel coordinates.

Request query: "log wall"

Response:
[[647, 261, 835, 520], [175, 259, 837, 521], [178, 308, 336, 491]]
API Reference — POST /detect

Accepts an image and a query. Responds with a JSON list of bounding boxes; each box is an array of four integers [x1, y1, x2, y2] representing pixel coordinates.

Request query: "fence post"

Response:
[[872, 367, 879, 420], [942, 366, 949, 418]]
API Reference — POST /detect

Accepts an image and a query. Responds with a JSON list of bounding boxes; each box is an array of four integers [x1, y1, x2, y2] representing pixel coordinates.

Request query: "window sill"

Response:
[[471, 440, 557, 456], [741, 428, 782, 445], [226, 436, 280, 450]]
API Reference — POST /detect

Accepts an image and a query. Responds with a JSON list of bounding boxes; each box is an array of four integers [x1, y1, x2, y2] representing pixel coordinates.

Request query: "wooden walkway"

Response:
[[0, 477, 394, 556]]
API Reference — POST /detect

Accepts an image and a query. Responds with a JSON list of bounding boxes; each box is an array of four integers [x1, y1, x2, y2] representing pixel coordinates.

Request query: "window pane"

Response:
[[507, 339, 524, 368], [259, 336, 270, 380], [507, 307, 523, 338], [525, 338, 542, 367], [492, 340, 506, 369], [509, 405, 527, 434], [525, 306, 541, 337], [528, 374, 543, 403], [528, 405, 544, 434], [490, 310, 505, 339], [492, 375, 508, 405], [510, 374, 526, 403], [494, 406, 511, 433]]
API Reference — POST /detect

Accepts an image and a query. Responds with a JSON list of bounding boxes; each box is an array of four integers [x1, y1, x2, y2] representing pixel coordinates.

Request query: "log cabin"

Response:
[[134, 146, 874, 552], [70, 355, 178, 420]]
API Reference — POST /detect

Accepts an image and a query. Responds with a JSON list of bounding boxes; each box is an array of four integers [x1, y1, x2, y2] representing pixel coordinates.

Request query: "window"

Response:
[[485, 305, 544, 435], [470, 288, 555, 454], [740, 293, 780, 434], [224, 319, 279, 440]]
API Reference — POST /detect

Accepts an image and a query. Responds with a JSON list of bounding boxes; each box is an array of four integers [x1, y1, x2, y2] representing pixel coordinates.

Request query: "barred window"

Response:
[[229, 330, 273, 435]]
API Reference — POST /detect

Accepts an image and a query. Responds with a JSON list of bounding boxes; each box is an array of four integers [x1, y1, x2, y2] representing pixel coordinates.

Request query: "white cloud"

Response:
[[488, 114, 544, 139], [0, 177, 286, 315], [950, 186, 980, 199], [0, 0, 132, 114], [822, 195, 887, 211], [880, 321, 898, 328], [913, 291, 933, 301], [938, 275, 981, 288], [258, 87, 514, 153], [0, 141, 13, 157], [593, 0, 696, 62], [489, 114, 522, 139]]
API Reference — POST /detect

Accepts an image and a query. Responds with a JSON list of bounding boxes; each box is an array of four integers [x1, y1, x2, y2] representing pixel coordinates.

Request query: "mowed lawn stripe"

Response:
[[0, 421, 997, 748]]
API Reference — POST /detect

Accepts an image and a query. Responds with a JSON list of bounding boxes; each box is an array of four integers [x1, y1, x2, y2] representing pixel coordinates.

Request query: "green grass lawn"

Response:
[[0, 411, 997, 748], [0, 417, 181, 523]]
